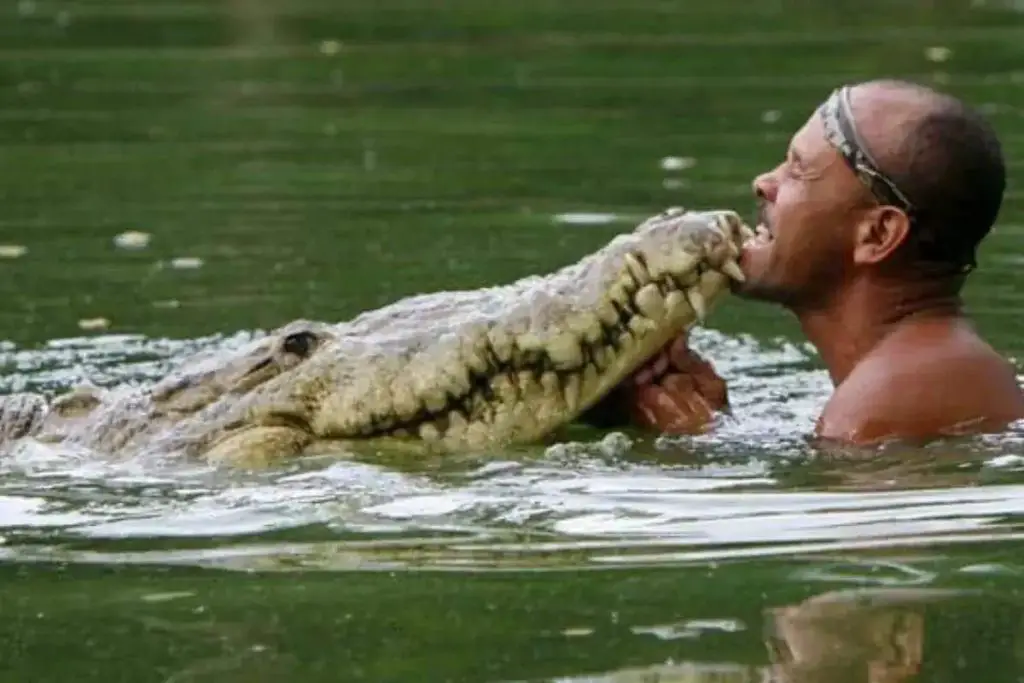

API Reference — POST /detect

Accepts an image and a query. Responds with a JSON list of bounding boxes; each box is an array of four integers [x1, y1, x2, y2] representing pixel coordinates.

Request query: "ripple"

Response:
[[1, 328, 1024, 571]]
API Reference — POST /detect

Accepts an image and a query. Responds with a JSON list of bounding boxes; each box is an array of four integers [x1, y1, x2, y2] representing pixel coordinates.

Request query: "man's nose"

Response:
[[752, 170, 778, 203]]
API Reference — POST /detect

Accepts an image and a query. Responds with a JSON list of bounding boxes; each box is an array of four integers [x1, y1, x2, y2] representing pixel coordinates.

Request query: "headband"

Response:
[[819, 86, 917, 215], [819, 86, 974, 273]]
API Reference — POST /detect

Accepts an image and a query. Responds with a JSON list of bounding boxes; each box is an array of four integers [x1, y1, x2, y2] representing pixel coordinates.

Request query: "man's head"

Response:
[[736, 79, 1006, 310]]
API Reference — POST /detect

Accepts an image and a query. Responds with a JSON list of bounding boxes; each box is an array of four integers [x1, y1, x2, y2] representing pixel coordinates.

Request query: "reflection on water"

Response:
[[764, 588, 1024, 683], [544, 588, 1024, 683], [3, 0, 1024, 679], [3, 318, 1022, 683]]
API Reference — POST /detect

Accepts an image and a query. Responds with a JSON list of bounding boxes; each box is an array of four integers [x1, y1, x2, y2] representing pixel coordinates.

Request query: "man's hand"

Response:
[[624, 334, 729, 435]]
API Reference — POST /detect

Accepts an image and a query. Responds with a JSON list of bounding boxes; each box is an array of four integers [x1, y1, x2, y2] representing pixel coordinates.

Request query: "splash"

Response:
[[1, 328, 1023, 572]]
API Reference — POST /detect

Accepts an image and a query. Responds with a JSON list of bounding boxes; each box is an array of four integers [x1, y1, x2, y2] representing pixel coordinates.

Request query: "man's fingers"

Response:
[[663, 338, 729, 409], [631, 350, 670, 386], [667, 335, 696, 370], [690, 365, 729, 409], [630, 385, 683, 430], [630, 377, 716, 435], [661, 374, 715, 423]]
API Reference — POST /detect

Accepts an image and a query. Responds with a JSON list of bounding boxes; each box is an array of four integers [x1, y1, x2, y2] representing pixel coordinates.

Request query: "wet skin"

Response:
[[622, 82, 1024, 445]]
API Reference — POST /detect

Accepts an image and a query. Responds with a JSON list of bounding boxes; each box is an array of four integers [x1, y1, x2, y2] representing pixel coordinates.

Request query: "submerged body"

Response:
[[0, 209, 750, 465]]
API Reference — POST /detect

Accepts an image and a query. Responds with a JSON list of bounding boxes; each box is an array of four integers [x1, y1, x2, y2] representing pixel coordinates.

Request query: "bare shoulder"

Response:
[[818, 321, 1024, 445]]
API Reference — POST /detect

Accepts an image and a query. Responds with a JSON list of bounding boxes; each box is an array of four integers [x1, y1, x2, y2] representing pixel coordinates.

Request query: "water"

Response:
[[3, 0, 1024, 680]]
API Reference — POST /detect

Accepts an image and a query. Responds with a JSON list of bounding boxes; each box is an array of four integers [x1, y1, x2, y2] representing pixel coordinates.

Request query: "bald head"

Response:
[[846, 80, 1006, 274]]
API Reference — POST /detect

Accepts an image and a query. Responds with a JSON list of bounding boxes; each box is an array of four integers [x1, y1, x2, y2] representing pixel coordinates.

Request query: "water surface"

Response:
[[3, 0, 1024, 681]]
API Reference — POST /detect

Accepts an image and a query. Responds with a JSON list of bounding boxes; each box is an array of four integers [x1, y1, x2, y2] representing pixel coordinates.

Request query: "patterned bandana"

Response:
[[818, 86, 916, 216], [818, 86, 974, 274]]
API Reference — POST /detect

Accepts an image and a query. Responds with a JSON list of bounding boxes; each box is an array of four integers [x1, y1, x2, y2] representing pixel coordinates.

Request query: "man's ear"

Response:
[[852, 206, 912, 266]]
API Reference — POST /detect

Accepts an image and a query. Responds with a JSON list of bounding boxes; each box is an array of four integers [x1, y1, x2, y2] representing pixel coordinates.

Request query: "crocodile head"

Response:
[[6, 320, 341, 451], [186, 208, 753, 465], [148, 319, 339, 417]]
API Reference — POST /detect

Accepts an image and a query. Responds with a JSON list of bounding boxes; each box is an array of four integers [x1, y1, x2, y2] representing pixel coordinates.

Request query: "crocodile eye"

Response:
[[282, 330, 319, 358]]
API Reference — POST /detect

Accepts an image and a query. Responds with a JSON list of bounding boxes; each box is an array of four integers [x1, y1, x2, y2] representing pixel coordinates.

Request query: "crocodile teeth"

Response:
[[422, 388, 448, 414], [608, 280, 631, 305], [596, 298, 619, 327], [628, 314, 657, 338], [419, 423, 441, 442], [464, 347, 491, 375], [634, 283, 665, 320], [391, 383, 420, 420], [463, 422, 491, 449], [508, 402, 531, 431], [487, 327, 514, 363], [582, 364, 599, 394], [563, 374, 582, 412], [440, 366, 471, 398], [664, 290, 690, 319], [686, 287, 708, 322], [668, 251, 700, 278], [720, 258, 745, 283], [447, 410, 468, 433], [624, 253, 649, 284], [568, 313, 603, 345], [491, 373, 517, 401], [518, 371, 540, 402], [515, 331, 544, 352], [541, 371, 560, 396], [544, 332, 585, 370]]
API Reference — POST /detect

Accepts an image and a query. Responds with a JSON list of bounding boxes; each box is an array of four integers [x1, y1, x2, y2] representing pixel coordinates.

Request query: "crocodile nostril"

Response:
[[282, 331, 319, 358]]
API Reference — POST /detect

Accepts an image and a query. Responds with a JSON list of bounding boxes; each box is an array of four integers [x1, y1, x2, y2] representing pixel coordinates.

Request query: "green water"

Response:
[[3, 0, 1024, 681]]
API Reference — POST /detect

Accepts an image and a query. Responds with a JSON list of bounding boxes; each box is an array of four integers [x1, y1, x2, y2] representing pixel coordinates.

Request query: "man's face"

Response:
[[735, 105, 873, 310]]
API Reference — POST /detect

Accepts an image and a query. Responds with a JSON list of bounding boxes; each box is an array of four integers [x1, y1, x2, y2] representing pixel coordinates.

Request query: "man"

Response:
[[610, 79, 1024, 445]]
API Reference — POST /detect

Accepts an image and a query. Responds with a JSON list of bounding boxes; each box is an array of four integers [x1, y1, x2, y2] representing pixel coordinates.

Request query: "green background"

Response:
[[2, 0, 1024, 681]]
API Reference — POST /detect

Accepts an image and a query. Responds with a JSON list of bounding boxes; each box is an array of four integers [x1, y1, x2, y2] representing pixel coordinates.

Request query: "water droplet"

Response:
[[113, 231, 151, 250], [78, 317, 110, 331], [561, 627, 594, 637], [320, 39, 342, 56], [598, 431, 633, 457], [170, 257, 203, 270], [0, 245, 27, 259], [552, 212, 620, 226], [140, 591, 195, 603], [924, 46, 953, 63], [660, 156, 696, 171], [985, 453, 1024, 469]]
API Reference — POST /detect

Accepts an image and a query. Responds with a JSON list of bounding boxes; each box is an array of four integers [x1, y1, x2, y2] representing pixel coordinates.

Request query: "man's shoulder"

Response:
[[818, 325, 1024, 444]]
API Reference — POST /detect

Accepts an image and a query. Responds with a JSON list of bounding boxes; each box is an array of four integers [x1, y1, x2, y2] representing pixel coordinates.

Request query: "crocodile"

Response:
[[0, 208, 752, 466]]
